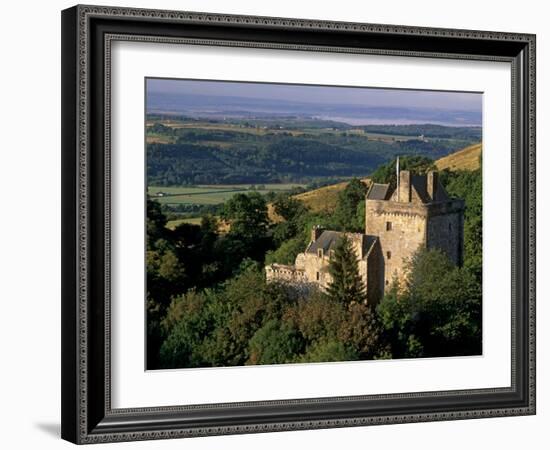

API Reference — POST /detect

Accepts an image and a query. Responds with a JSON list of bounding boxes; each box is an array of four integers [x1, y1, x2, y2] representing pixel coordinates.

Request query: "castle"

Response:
[[265, 167, 465, 305]]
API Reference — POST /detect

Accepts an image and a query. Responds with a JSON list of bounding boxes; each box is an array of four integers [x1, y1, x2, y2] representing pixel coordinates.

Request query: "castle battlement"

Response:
[[265, 263, 307, 282]]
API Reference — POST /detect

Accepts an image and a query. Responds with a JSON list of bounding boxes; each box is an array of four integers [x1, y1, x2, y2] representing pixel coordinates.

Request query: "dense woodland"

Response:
[[147, 120, 480, 186], [361, 124, 482, 139], [146, 155, 482, 369]]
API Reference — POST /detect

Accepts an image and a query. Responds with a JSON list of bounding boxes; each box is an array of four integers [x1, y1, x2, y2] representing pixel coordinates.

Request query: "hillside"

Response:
[[293, 178, 371, 213], [280, 142, 482, 217], [435, 143, 482, 171], [267, 179, 368, 221]]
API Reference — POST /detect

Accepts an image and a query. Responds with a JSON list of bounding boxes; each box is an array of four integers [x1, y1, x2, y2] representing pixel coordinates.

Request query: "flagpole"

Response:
[[396, 156, 400, 202]]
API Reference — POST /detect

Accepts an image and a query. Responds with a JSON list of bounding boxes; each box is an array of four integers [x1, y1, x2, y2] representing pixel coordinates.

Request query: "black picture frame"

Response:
[[61, 4, 536, 444]]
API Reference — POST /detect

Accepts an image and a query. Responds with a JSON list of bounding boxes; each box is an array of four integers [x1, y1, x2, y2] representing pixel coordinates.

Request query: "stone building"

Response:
[[265, 168, 465, 305]]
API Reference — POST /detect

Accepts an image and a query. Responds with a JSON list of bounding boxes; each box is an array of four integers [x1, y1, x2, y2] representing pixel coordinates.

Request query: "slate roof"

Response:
[[306, 231, 377, 259], [368, 176, 450, 203], [432, 181, 450, 202], [411, 175, 430, 203], [362, 235, 378, 257], [366, 183, 391, 200], [306, 230, 342, 255]]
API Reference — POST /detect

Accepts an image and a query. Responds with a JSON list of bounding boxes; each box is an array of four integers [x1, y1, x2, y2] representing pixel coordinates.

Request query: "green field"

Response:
[[364, 132, 423, 142], [166, 217, 203, 230], [147, 120, 423, 141], [152, 183, 305, 230], [148, 184, 305, 206]]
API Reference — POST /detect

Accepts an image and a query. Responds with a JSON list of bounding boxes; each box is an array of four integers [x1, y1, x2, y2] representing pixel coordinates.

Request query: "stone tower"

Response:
[[365, 169, 464, 290]]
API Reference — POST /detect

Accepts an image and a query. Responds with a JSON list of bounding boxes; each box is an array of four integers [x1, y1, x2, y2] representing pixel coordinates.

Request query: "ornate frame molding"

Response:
[[61, 5, 536, 444]]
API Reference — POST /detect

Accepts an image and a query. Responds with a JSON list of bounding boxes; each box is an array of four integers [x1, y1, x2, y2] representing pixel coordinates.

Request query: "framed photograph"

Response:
[[61, 5, 536, 444]]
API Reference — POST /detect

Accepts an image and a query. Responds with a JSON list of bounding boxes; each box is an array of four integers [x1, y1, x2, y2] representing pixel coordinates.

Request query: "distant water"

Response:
[[146, 91, 482, 127], [313, 116, 480, 127]]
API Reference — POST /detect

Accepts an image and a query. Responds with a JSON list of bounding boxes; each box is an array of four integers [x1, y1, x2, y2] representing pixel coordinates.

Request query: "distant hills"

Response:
[[147, 92, 482, 127], [147, 120, 481, 186], [284, 143, 482, 214]]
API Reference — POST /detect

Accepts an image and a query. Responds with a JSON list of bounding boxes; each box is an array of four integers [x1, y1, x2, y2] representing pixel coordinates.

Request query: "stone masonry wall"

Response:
[[365, 200, 427, 289], [265, 263, 307, 283], [300, 251, 368, 291], [426, 201, 465, 266]]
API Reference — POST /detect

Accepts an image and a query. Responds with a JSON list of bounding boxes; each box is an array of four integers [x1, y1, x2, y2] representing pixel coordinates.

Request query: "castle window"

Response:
[[449, 223, 452, 232], [317, 249, 323, 258], [329, 249, 335, 259], [386, 251, 392, 260], [386, 221, 393, 231], [316, 272, 320, 281]]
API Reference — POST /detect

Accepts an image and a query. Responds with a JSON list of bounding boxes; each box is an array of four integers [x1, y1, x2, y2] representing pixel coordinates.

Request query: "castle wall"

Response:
[[265, 263, 307, 284], [426, 200, 465, 265], [365, 239, 383, 306], [365, 200, 428, 289], [301, 252, 332, 289], [300, 250, 368, 291]]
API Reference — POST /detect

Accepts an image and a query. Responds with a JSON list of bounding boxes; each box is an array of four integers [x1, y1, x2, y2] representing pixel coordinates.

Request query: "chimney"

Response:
[[427, 171, 438, 201], [398, 170, 411, 202], [311, 225, 324, 242]]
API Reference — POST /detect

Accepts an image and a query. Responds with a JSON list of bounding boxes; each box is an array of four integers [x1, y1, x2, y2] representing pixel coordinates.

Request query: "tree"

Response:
[[283, 288, 386, 362], [377, 248, 482, 358], [247, 320, 303, 365], [333, 178, 368, 232], [440, 168, 482, 282], [326, 235, 366, 304], [200, 266, 294, 367], [338, 303, 385, 359], [284, 290, 347, 344], [146, 198, 168, 250], [272, 193, 306, 223], [157, 250, 183, 282], [265, 236, 305, 265], [146, 295, 166, 370], [159, 290, 212, 368], [271, 194, 309, 246], [300, 339, 358, 363], [222, 192, 269, 242], [221, 192, 271, 263], [370, 155, 435, 186]]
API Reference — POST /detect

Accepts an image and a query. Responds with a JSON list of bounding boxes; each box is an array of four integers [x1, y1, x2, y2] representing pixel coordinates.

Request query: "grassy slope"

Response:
[[267, 180, 359, 220], [292, 179, 371, 213], [166, 217, 231, 233], [435, 143, 482, 171]]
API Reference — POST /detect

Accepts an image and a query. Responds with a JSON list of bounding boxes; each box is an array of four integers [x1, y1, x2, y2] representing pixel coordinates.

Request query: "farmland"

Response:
[[147, 117, 482, 227], [165, 217, 202, 230], [146, 119, 477, 146], [146, 116, 481, 186], [146, 115, 479, 228], [148, 183, 305, 206]]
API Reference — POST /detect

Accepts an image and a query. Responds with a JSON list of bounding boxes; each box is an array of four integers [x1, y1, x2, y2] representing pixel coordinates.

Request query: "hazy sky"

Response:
[[147, 78, 482, 112]]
